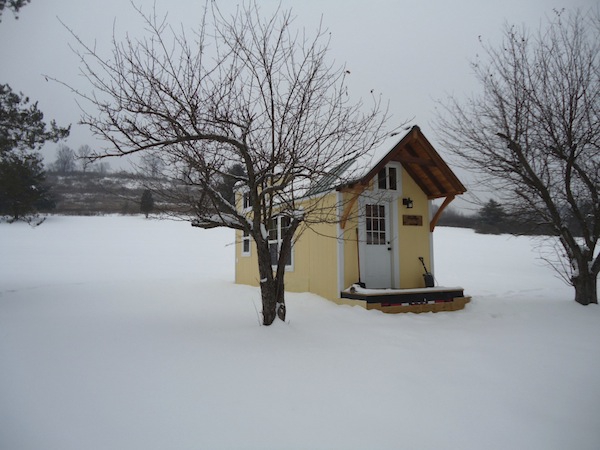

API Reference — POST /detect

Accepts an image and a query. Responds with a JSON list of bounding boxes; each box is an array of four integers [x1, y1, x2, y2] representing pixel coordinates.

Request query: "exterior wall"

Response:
[[234, 228, 260, 286], [234, 189, 259, 286], [341, 167, 433, 291], [234, 192, 340, 302], [285, 195, 339, 301], [235, 167, 435, 302], [396, 167, 432, 288]]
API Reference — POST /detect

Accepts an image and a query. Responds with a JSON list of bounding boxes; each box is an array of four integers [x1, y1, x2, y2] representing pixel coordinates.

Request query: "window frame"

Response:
[[376, 165, 399, 191], [242, 191, 253, 210], [365, 203, 387, 246], [241, 229, 251, 256], [268, 215, 294, 270]]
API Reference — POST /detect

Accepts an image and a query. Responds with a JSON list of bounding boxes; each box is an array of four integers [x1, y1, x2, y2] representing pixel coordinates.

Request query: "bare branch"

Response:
[[436, 7, 600, 305], [59, 1, 398, 324]]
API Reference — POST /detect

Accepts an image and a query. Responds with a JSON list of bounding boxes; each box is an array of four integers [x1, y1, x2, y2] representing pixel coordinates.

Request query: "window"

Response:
[[366, 204, 386, 245], [241, 229, 251, 256], [377, 166, 398, 191], [268, 216, 292, 267], [242, 192, 252, 209]]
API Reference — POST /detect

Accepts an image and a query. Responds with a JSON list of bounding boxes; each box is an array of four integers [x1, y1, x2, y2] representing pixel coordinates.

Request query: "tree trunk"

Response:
[[256, 240, 286, 326], [259, 278, 285, 325], [573, 271, 598, 305], [260, 278, 278, 325]]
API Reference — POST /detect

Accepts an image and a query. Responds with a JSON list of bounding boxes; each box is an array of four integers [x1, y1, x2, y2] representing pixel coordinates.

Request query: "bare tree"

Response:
[[437, 9, 600, 305], [77, 144, 92, 172], [53, 143, 76, 174], [94, 161, 110, 175], [140, 153, 164, 179], [64, 3, 392, 324]]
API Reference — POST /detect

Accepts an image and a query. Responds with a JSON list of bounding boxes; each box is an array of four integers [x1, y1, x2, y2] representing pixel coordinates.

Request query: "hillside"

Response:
[[46, 171, 182, 215]]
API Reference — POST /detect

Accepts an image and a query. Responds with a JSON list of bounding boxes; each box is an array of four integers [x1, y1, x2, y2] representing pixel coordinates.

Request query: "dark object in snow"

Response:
[[277, 303, 286, 321], [140, 189, 154, 218], [419, 257, 434, 288]]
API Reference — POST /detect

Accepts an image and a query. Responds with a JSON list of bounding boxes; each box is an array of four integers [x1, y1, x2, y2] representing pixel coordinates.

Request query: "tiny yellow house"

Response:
[[235, 126, 469, 312]]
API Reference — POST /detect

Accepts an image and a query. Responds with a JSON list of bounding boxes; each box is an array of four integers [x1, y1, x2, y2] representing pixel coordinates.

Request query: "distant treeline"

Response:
[[435, 199, 588, 237], [47, 170, 580, 239]]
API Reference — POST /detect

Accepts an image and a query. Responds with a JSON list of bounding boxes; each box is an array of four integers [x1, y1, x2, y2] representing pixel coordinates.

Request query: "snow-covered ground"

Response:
[[1, 216, 599, 450]]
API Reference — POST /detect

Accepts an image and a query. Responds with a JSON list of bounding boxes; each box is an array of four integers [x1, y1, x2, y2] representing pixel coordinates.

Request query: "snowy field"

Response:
[[1, 215, 599, 450]]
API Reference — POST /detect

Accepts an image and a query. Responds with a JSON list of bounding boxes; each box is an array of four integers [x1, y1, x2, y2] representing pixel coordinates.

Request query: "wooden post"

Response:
[[429, 195, 455, 232]]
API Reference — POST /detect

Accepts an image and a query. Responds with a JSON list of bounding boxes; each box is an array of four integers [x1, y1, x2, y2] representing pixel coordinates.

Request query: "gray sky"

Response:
[[0, 0, 596, 205]]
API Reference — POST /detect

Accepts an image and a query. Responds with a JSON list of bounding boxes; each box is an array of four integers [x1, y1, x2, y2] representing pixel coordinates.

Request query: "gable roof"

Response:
[[341, 125, 466, 199], [305, 158, 356, 197]]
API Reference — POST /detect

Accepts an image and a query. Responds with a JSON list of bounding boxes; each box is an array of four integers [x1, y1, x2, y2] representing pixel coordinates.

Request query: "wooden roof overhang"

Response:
[[339, 126, 466, 231]]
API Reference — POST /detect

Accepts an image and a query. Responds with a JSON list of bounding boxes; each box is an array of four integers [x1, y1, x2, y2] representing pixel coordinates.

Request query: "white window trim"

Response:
[[375, 162, 402, 196], [242, 191, 253, 212], [269, 216, 294, 271], [241, 229, 251, 256]]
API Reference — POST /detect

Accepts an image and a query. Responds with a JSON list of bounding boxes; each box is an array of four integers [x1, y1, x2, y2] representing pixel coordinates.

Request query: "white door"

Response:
[[362, 202, 393, 288]]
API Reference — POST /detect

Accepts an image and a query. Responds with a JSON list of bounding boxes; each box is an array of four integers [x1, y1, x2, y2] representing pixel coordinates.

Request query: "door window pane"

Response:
[[366, 204, 386, 245]]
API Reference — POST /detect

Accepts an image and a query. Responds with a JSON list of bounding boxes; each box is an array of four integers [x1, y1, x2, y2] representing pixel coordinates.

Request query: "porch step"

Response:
[[340, 286, 470, 313]]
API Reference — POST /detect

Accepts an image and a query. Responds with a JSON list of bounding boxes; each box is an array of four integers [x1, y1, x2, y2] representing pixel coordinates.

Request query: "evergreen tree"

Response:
[[0, 1, 67, 224], [0, 84, 69, 156], [0, 0, 31, 22], [0, 85, 69, 223], [140, 189, 154, 218], [476, 199, 506, 234], [0, 151, 54, 222]]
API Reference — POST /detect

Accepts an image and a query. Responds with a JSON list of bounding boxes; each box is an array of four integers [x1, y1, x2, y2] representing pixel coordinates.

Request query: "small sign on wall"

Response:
[[403, 215, 423, 226]]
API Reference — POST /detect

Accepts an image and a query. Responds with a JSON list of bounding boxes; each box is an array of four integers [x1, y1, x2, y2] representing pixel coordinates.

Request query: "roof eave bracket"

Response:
[[429, 195, 456, 232]]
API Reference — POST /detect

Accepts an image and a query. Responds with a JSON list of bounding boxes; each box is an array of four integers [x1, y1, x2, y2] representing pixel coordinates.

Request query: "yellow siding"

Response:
[[397, 168, 432, 288], [234, 192, 340, 302], [340, 168, 432, 291], [234, 228, 260, 285], [235, 167, 435, 302], [234, 188, 256, 286], [286, 193, 340, 300]]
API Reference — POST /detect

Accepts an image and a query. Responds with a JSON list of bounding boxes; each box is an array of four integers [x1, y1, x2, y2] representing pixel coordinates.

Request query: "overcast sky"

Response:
[[0, 0, 597, 203]]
